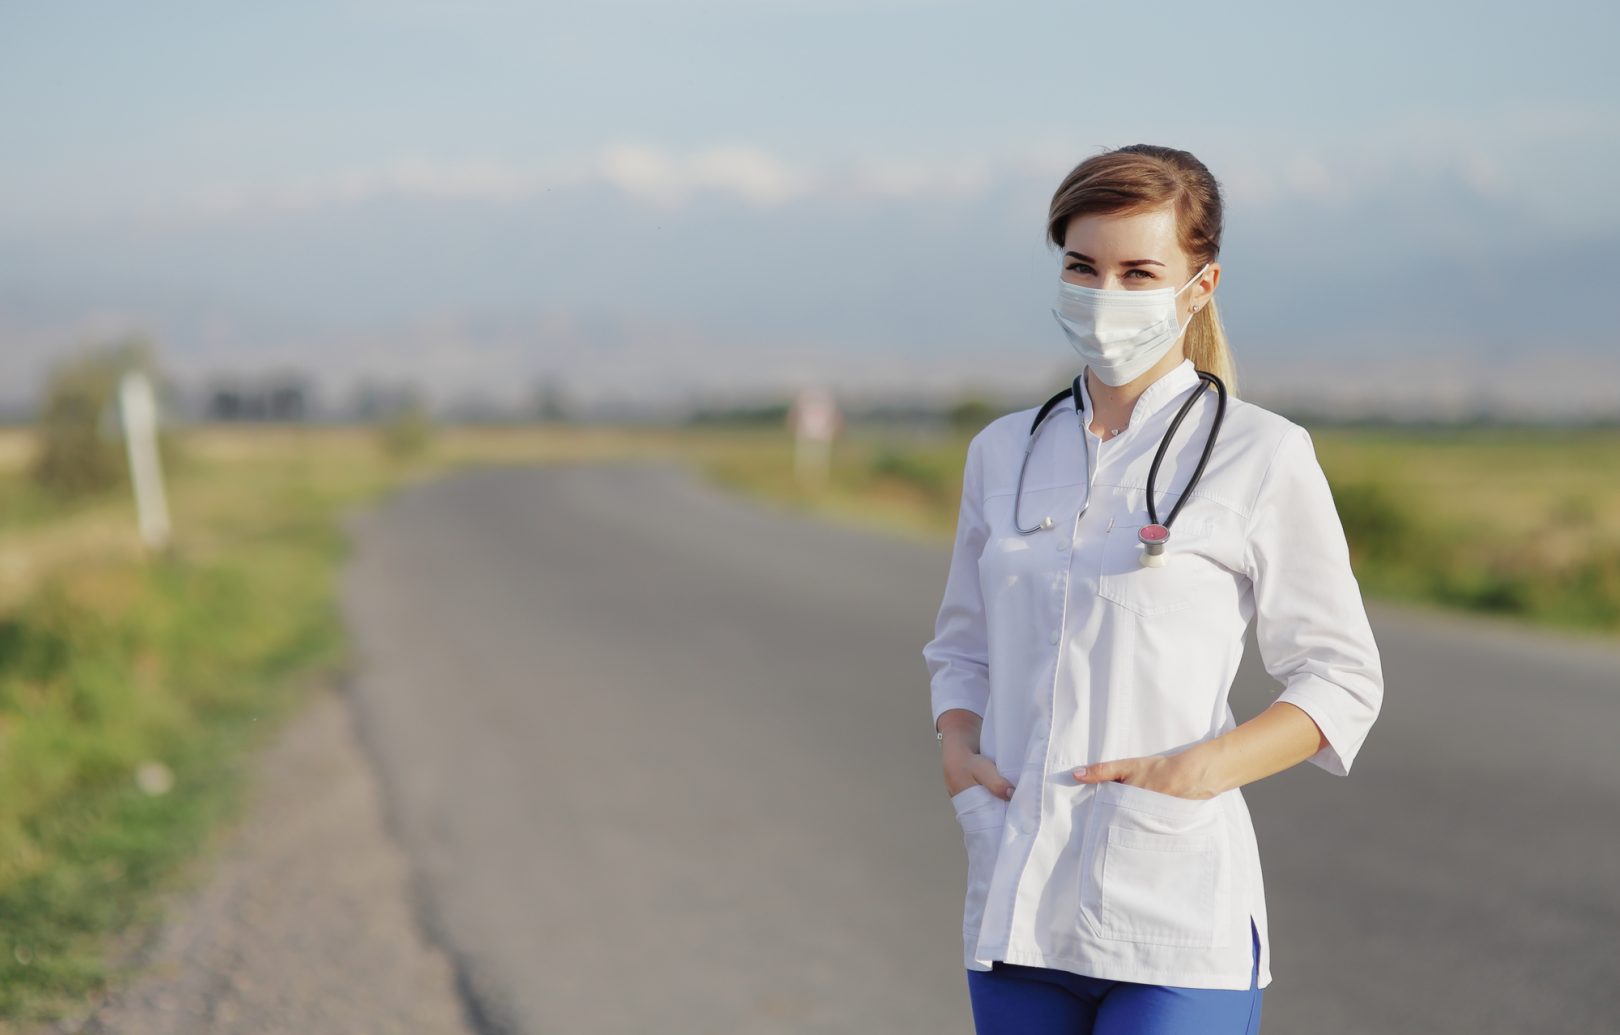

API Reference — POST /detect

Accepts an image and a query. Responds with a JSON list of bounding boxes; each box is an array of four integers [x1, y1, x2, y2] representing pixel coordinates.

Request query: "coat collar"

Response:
[[1073, 357, 1202, 434]]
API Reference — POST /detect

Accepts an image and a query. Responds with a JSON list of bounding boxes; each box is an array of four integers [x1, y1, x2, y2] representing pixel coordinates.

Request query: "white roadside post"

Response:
[[788, 386, 841, 490], [118, 370, 172, 552]]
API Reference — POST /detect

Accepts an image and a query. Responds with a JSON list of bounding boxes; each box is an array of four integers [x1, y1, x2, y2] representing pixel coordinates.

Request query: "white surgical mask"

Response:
[[1051, 262, 1210, 386]]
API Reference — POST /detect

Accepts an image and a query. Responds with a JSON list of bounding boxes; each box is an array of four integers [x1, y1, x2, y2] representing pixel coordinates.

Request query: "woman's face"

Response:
[[1059, 207, 1217, 328]]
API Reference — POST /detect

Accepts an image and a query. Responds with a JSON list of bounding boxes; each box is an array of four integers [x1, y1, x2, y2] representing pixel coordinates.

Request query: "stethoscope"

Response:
[[1013, 368, 1227, 566]]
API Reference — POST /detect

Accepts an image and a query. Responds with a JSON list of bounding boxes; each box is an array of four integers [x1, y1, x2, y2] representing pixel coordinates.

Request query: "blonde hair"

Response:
[[1046, 144, 1239, 396]]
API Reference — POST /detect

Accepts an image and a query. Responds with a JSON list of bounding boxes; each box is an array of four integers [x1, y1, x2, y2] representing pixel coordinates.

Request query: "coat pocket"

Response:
[[950, 785, 1007, 937], [1079, 779, 1229, 948], [1095, 513, 1213, 617]]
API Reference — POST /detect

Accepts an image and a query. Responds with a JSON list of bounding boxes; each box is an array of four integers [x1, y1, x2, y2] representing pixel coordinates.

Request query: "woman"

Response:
[[922, 144, 1384, 1035]]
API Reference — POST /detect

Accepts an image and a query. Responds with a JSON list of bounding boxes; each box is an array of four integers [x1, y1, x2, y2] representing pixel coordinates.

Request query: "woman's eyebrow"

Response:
[[1064, 251, 1165, 268]]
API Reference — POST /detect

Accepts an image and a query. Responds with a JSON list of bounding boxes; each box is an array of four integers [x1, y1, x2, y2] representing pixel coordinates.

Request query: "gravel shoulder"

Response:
[[29, 678, 477, 1035]]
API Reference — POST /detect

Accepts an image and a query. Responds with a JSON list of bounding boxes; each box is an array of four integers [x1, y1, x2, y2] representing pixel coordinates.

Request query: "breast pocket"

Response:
[[1078, 779, 1231, 948], [1095, 512, 1214, 617]]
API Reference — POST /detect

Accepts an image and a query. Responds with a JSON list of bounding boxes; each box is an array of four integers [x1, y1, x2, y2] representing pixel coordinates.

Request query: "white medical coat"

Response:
[[923, 357, 1384, 990]]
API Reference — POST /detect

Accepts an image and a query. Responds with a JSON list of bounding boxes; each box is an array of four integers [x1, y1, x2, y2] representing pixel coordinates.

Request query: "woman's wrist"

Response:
[[936, 708, 983, 754], [1174, 701, 1330, 796], [1171, 738, 1234, 797]]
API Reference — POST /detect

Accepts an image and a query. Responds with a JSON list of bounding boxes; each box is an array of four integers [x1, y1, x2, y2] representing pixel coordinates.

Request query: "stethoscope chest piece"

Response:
[[1138, 522, 1171, 568]]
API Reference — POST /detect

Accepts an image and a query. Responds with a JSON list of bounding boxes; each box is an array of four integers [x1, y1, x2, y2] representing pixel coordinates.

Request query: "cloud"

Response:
[[1214, 101, 1620, 214], [191, 158, 544, 217], [597, 143, 815, 208], [19, 97, 1615, 231], [168, 141, 1462, 223], [153, 143, 1014, 223]]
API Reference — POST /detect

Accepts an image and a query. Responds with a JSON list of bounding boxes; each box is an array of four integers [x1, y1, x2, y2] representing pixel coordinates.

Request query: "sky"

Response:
[[3, 0, 1618, 418]]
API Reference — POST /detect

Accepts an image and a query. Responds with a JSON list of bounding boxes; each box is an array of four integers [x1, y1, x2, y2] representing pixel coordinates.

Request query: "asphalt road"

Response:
[[338, 459, 1620, 1035]]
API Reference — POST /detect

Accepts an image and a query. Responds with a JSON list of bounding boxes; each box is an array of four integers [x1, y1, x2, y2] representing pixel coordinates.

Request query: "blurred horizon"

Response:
[[4, 0, 1618, 421]]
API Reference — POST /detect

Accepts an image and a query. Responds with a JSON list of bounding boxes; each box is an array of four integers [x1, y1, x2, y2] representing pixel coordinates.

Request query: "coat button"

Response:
[[1048, 629, 1060, 645], [1055, 539, 1069, 552]]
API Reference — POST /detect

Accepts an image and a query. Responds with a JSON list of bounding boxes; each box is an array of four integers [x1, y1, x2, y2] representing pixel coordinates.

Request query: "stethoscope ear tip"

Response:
[[1040, 516, 1053, 530]]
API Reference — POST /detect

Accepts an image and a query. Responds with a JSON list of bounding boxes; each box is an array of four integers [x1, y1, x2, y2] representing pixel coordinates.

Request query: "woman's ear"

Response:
[[1189, 261, 1219, 312]]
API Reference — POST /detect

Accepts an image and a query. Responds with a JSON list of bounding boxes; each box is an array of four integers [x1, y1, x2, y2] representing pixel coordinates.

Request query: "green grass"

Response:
[[1306, 426, 1620, 633], [0, 442, 396, 1024]]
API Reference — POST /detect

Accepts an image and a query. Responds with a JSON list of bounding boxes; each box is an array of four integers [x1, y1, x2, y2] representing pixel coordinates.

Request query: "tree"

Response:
[[32, 337, 171, 500]]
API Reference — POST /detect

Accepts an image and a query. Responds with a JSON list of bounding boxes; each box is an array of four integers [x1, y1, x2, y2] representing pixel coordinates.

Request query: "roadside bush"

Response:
[[1330, 480, 1414, 567], [947, 396, 999, 435], [870, 446, 954, 505], [30, 339, 181, 502], [377, 399, 436, 460]]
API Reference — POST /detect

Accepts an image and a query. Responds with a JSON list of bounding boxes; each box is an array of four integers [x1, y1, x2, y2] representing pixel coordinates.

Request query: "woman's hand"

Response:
[[1070, 750, 1221, 800], [937, 709, 1016, 801], [944, 746, 1016, 801]]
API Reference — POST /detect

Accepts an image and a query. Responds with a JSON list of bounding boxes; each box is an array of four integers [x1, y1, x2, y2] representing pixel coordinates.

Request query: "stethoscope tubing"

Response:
[[1012, 367, 1227, 536]]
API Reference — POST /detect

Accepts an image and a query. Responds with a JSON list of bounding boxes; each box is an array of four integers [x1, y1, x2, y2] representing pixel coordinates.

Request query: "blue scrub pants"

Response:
[[965, 917, 1264, 1034]]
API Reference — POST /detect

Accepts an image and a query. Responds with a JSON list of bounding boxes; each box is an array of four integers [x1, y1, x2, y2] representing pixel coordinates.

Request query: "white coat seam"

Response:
[[1239, 426, 1299, 575]]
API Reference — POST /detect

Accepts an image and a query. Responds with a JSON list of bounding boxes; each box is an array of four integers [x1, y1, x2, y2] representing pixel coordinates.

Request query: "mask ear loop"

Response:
[[1172, 262, 1212, 337], [1177, 262, 1211, 298]]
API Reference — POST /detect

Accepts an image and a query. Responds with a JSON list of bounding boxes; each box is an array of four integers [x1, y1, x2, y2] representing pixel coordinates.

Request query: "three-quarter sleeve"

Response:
[[1242, 424, 1385, 776], [923, 431, 993, 734]]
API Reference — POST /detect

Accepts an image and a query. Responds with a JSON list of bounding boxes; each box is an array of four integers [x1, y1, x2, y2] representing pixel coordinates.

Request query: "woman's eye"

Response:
[[1065, 262, 1094, 275], [1126, 269, 1154, 279]]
